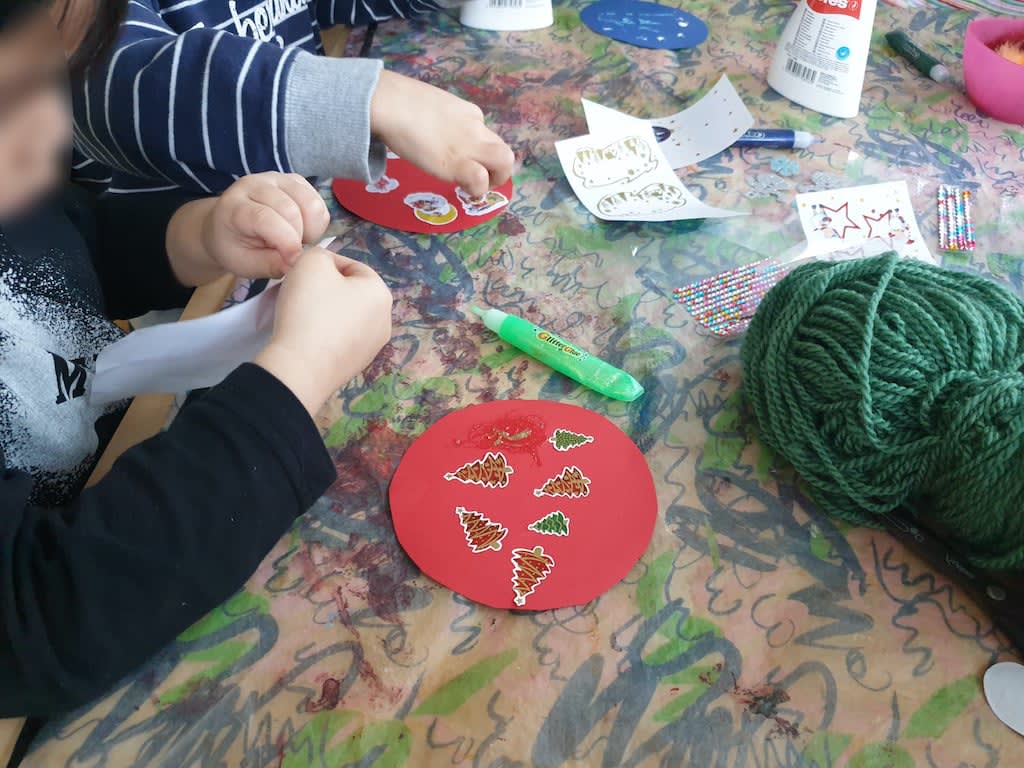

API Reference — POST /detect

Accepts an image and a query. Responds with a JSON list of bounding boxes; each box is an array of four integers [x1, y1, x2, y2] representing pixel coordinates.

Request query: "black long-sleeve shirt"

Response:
[[0, 186, 335, 718]]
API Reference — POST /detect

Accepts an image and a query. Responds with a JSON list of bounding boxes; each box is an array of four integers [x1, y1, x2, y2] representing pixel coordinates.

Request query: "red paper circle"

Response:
[[389, 401, 658, 610], [332, 157, 514, 234]]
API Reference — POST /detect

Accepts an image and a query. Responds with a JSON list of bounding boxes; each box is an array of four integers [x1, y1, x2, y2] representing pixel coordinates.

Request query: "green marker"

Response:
[[885, 31, 953, 85], [472, 306, 644, 402]]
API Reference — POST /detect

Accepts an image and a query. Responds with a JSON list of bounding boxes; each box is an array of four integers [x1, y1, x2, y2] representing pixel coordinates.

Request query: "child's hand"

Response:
[[254, 248, 393, 416], [201, 172, 330, 278], [370, 71, 515, 199]]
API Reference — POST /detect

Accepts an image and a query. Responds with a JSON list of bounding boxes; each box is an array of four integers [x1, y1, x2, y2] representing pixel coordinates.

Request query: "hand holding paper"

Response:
[[168, 172, 332, 287], [255, 248, 394, 416], [92, 238, 396, 417]]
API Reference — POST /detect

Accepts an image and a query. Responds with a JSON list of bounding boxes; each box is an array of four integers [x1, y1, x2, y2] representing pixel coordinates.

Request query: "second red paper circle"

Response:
[[332, 156, 514, 234], [389, 400, 658, 610]]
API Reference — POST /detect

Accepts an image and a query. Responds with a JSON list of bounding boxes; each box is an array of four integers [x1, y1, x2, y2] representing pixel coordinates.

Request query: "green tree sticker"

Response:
[[549, 428, 594, 452], [528, 510, 571, 536]]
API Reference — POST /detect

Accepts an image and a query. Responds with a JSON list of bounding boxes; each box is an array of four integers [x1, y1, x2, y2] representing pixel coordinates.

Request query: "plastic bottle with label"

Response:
[[767, 0, 878, 119], [459, 0, 553, 31]]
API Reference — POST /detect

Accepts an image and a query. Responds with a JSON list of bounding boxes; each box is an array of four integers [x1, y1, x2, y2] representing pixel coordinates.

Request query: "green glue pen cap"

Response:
[[471, 305, 644, 402]]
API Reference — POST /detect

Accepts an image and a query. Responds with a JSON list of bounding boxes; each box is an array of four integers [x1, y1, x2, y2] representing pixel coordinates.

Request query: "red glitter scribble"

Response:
[[458, 413, 548, 464]]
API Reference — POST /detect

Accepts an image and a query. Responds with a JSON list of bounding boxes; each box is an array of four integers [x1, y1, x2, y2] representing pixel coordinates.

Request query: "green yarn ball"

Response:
[[741, 252, 1024, 570]]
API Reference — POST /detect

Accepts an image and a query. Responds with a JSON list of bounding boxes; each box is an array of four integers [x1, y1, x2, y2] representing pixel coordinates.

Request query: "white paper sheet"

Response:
[[554, 129, 744, 222], [581, 76, 755, 170], [89, 236, 337, 406], [795, 181, 934, 263]]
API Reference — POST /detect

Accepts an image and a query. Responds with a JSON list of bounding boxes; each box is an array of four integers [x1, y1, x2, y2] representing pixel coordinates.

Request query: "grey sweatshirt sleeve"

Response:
[[283, 53, 388, 183]]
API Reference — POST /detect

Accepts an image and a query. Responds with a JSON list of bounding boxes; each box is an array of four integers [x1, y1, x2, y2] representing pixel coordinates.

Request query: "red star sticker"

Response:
[[820, 203, 861, 239], [863, 209, 894, 242]]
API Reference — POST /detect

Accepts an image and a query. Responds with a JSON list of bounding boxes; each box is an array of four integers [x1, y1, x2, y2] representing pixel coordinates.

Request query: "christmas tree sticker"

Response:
[[444, 452, 514, 489], [528, 511, 570, 537], [455, 507, 508, 553], [549, 428, 594, 452], [533, 466, 590, 498], [511, 546, 555, 607]]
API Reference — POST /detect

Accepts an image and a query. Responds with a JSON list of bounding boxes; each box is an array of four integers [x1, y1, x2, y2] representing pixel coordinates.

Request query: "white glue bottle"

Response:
[[459, 0, 553, 31], [767, 0, 878, 119]]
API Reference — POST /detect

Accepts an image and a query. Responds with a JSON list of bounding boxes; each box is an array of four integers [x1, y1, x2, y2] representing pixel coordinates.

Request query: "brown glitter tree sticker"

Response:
[[533, 466, 590, 498], [455, 507, 508, 553], [444, 452, 514, 488], [511, 546, 555, 607]]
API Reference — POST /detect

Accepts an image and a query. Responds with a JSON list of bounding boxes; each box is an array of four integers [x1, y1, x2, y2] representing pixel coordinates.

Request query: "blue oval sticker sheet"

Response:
[[580, 0, 709, 50]]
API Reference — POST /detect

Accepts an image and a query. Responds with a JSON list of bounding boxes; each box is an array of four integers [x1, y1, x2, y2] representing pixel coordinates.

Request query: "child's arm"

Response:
[[73, 2, 513, 197], [0, 243, 392, 718], [313, 0, 454, 28], [0, 362, 333, 717], [73, 1, 384, 192]]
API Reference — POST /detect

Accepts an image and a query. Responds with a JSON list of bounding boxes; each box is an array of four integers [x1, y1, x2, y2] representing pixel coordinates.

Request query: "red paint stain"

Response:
[[730, 676, 800, 740], [305, 677, 342, 713], [497, 215, 526, 237]]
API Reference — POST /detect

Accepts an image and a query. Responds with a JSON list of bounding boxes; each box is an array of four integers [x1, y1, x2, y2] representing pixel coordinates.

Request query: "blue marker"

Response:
[[732, 129, 819, 149]]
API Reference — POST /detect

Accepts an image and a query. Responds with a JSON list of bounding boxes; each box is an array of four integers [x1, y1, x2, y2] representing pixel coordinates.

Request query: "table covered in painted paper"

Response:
[[28, 1, 1024, 765]]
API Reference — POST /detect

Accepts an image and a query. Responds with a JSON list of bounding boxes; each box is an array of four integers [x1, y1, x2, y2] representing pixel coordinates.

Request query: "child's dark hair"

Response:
[[0, 0, 128, 74]]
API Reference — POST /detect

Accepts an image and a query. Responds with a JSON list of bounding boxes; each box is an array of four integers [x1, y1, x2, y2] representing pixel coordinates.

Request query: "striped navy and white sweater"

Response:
[[72, 0, 449, 195]]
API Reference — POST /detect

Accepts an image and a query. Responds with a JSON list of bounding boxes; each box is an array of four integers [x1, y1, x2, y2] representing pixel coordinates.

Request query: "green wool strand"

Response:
[[741, 252, 1024, 570]]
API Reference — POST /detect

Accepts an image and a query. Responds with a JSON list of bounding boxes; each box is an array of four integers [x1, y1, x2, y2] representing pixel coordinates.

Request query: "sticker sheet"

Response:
[[555, 130, 744, 222], [582, 76, 755, 169], [580, 0, 709, 50], [388, 400, 658, 610], [332, 156, 513, 235], [795, 181, 934, 263]]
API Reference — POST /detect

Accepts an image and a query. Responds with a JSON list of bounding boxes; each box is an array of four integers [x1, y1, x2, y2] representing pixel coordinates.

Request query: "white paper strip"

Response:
[[89, 236, 337, 406]]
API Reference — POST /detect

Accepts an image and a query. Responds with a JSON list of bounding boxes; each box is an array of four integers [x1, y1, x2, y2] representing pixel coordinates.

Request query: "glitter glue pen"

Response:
[[471, 306, 644, 402]]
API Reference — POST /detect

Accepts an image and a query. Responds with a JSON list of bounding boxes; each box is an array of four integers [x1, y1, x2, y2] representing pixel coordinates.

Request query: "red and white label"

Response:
[[806, 0, 862, 19]]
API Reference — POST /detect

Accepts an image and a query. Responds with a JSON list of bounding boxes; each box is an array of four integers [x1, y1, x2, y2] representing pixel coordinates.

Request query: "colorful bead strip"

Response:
[[937, 184, 976, 252], [673, 258, 791, 337]]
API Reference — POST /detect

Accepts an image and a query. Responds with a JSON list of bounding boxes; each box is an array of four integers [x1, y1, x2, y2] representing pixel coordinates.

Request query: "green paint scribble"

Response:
[[847, 742, 914, 768], [552, 224, 621, 256], [705, 522, 721, 570], [158, 640, 251, 707], [653, 663, 715, 723], [613, 293, 642, 325], [178, 591, 268, 643], [903, 676, 979, 739], [802, 732, 852, 767], [412, 649, 518, 717], [644, 615, 720, 666], [479, 346, 523, 371], [809, 525, 835, 562], [1006, 129, 1024, 149], [324, 374, 458, 449], [637, 551, 675, 617], [700, 391, 746, 471], [282, 712, 411, 768]]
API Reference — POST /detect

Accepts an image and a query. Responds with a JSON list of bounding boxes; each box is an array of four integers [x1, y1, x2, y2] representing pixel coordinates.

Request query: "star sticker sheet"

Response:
[[388, 400, 657, 610], [795, 181, 933, 263]]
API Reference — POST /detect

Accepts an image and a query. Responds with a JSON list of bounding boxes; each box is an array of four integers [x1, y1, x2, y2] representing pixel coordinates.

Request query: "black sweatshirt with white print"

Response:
[[0, 186, 335, 718]]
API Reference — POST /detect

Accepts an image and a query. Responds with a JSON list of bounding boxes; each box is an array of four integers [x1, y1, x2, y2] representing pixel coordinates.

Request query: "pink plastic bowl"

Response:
[[964, 18, 1024, 126]]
